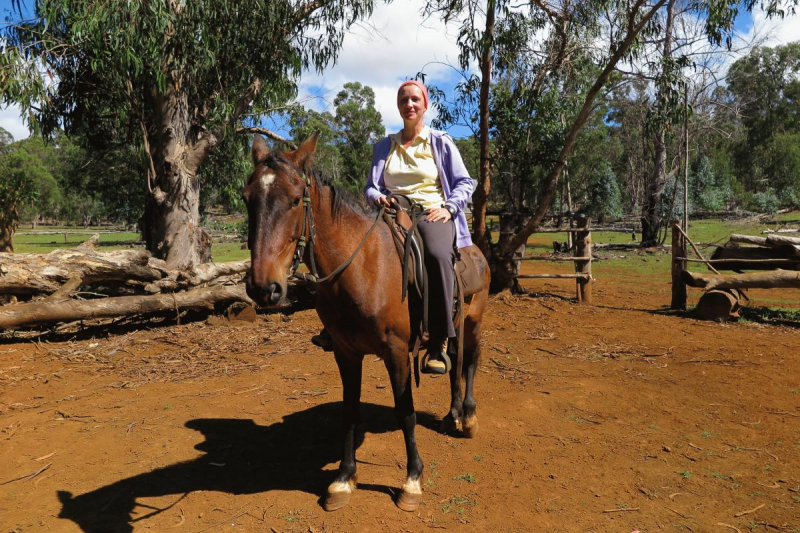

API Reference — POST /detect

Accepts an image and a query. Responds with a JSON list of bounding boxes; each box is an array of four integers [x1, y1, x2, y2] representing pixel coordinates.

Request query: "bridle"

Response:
[[261, 166, 385, 284]]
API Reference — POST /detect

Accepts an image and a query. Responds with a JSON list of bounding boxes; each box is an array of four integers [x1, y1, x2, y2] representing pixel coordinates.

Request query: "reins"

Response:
[[289, 172, 385, 284]]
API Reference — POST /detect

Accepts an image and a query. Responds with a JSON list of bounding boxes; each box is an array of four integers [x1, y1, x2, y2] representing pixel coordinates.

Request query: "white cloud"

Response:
[[299, 0, 464, 132], [751, 5, 800, 46], [0, 104, 30, 142]]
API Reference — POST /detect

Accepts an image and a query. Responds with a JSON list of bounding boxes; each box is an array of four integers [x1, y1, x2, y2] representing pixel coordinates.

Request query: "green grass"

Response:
[[11, 225, 250, 261], [13, 229, 140, 254], [210, 241, 249, 262]]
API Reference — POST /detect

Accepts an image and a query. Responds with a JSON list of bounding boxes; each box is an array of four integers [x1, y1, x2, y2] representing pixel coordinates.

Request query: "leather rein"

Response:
[[288, 172, 385, 284]]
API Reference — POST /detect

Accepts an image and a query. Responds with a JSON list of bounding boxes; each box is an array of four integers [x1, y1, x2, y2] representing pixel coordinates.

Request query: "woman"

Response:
[[363, 79, 474, 374]]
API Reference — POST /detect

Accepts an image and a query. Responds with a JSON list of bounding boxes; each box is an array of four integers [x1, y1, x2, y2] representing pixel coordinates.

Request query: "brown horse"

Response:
[[244, 133, 490, 512]]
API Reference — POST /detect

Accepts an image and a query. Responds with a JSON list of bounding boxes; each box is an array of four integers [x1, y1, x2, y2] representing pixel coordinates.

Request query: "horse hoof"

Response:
[[461, 416, 478, 438], [323, 478, 356, 512], [395, 478, 422, 512], [439, 415, 462, 434]]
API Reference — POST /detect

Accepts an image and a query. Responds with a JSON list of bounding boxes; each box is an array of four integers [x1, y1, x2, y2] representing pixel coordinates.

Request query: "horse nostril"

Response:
[[267, 283, 283, 304], [245, 281, 263, 305]]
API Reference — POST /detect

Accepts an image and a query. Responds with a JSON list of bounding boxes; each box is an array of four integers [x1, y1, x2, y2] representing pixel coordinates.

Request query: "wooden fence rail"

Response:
[[512, 215, 593, 303]]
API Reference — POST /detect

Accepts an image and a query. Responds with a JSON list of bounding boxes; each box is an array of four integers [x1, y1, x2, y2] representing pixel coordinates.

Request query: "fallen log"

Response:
[[729, 234, 767, 246], [693, 289, 740, 321], [709, 246, 800, 271], [765, 234, 800, 251], [0, 284, 252, 330], [144, 260, 250, 293], [681, 269, 800, 291], [0, 247, 163, 296], [730, 234, 800, 254]]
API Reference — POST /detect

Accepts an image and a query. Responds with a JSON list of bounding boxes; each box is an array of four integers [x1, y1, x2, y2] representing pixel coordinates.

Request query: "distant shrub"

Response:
[[585, 161, 622, 223], [748, 188, 779, 215]]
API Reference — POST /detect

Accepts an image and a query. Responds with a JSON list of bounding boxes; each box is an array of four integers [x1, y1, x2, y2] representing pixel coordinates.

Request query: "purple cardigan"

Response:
[[364, 130, 474, 249]]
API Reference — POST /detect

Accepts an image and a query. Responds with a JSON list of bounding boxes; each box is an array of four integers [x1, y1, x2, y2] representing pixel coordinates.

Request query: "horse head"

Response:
[[244, 132, 318, 307]]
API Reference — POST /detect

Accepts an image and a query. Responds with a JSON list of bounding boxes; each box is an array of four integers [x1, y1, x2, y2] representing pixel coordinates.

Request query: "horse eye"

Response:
[[292, 197, 302, 207]]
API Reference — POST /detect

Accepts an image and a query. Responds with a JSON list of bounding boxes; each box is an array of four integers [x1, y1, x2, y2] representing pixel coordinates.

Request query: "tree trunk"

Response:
[[490, 212, 524, 293], [470, 0, 496, 258], [641, 129, 668, 246], [0, 210, 17, 253], [487, 0, 670, 293], [144, 87, 212, 270], [641, 0, 675, 247]]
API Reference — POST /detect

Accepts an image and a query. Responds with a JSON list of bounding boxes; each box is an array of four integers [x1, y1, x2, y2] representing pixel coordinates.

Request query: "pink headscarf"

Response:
[[398, 80, 429, 109]]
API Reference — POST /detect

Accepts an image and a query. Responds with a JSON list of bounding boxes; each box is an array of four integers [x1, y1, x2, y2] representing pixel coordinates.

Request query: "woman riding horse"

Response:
[[318, 80, 475, 374]]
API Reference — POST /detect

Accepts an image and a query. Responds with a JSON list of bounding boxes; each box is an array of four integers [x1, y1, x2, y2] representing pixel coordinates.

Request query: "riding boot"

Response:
[[422, 338, 451, 375], [311, 327, 334, 352]]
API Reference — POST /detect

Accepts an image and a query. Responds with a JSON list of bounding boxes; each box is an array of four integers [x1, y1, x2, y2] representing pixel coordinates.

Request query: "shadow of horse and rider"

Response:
[[57, 402, 441, 532]]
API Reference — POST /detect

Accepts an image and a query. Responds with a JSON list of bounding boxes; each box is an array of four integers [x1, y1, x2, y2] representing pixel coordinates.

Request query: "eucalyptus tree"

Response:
[[1, 0, 376, 268], [0, 137, 60, 251], [428, 0, 797, 291], [288, 106, 346, 184], [727, 43, 800, 203], [333, 82, 385, 192]]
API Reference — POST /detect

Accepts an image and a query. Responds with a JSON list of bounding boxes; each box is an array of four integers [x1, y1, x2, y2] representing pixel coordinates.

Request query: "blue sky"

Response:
[[1, 0, 797, 143]]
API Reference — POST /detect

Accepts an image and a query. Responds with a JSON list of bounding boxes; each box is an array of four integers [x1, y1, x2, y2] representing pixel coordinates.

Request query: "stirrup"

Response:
[[421, 351, 451, 375]]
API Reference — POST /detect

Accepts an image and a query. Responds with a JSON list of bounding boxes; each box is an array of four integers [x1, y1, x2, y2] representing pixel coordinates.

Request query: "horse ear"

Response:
[[293, 131, 319, 166], [252, 134, 269, 165]]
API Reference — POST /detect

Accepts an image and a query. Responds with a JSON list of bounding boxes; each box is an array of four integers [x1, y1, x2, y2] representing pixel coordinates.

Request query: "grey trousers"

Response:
[[417, 217, 456, 341]]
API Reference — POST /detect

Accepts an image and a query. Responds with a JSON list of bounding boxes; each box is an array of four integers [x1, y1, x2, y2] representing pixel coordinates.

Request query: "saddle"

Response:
[[383, 196, 483, 302], [382, 194, 484, 386]]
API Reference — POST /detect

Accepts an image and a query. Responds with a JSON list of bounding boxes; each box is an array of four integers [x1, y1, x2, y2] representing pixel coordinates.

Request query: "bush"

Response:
[[585, 161, 622, 223], [691, 156, 730, 211], [748, 188, 779, 215]]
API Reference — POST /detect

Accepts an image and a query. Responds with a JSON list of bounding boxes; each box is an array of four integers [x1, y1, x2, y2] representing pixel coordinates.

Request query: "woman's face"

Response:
[[397, 85, 426, 124]]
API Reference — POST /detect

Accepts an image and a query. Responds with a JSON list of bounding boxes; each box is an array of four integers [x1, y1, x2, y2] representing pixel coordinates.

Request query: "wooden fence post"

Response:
[[671, 222, 687, 310], [575, 215, 592, 303]]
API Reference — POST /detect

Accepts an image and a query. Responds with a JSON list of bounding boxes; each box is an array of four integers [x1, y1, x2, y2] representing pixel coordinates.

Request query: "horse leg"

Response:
[[440, 342, 464, 434], [323, 350, 363, 512], [460, 298, 486, 438], [384, 342, 424, 512], [460, 340, 480, 438]]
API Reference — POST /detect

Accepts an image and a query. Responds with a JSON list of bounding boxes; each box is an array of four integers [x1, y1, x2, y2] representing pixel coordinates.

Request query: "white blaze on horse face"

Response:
[[259, 170, 277, 194]]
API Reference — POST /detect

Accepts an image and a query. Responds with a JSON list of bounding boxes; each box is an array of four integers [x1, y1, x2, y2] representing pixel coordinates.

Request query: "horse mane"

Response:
[[262, 152, 376, 220]]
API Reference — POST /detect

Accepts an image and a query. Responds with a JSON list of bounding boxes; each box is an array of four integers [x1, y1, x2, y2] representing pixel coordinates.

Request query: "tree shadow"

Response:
[[57, 402, 440, 532]]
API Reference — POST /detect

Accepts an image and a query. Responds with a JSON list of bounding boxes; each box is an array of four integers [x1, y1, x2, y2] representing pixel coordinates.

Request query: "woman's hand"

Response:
[[426, 207, 452, 223], [376, 196, 394, 208]]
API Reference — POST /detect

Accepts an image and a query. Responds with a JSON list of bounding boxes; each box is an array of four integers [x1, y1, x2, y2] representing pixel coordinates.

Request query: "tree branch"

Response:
[[236, 126, 297, 149]]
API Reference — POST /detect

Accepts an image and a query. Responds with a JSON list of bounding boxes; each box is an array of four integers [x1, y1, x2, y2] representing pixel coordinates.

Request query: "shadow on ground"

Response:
[[56, 402, 439, 533]]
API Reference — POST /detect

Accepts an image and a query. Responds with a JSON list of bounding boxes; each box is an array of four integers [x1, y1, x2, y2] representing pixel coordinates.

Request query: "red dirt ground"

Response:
[[2, 262, 799, 533]]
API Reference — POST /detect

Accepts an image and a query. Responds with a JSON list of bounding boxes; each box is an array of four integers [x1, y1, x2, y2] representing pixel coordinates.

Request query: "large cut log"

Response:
[[681, 269, 800, 291], [0, 247, 163, 295], [144, 260, 250, 293], [693, 289, 740, 321], [710, 246, 800, 271], [729, 234, 767, 246], [766, 234, 800, 247], [730, 234, 800, 255], [0, 284, 252, 330]]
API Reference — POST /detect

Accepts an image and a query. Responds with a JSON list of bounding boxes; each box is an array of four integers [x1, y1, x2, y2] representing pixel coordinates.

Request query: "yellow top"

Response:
[[384, 127, 444, 210]]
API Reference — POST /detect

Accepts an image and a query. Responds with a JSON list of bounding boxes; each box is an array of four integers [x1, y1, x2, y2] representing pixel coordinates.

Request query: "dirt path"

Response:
[[2, 271, 799, 532]]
